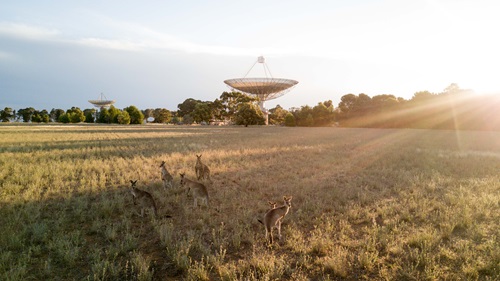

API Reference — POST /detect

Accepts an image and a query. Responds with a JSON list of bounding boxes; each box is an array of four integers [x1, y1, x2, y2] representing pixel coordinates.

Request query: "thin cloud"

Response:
[[0, 20, 306, 60], [77, 37, 144, 52], [0, 22, 60, 40]]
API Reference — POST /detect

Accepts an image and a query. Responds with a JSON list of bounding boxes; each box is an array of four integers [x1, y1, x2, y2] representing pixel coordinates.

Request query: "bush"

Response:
[[117, 111, 131, 124], [124, 106, 144, 124], [234, 103, 265, 127], [284, 113, 296, 127]]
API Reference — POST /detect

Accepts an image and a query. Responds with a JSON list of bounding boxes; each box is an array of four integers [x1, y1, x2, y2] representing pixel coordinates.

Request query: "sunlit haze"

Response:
[[1, 0, 498, 111]]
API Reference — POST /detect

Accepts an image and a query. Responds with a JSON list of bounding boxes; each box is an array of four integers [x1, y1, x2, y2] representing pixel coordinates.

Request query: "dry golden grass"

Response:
[[0, 124, 499, 280]]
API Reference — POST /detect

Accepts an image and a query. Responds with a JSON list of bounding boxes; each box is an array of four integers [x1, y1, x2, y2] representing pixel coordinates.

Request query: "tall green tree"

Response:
[[284, 112, 296, 127], [371, 94, 399, 111], [353, 93, 372, 114], [124, 105, 144, 124], [153, 108, 172, 123], [70, 107, 85, 123], [210, 99, 225, 122], [108, 106, 121, 123], [117, 111, 131, 124], [217, 91, 256, 122], [0, 107, 14, 122], [60, 107, 85, 123], [411, 91, 435, 103], [17, 107, 35, 122], [294, 105, 313, 126], [59, 114, 70, 123], [338, 93, 372, 122], [31, 109, 50, 123], [192, 102, 212, 124], [268, 105, 289, 125], [338, 94, 357, 116], [178, 98, 202, 118], [312, 102, 334, 126], [234, 103, 265, 127], [50, 108, 65, 122], [83, 108, 96, 123], [97, 108, 110, 123]]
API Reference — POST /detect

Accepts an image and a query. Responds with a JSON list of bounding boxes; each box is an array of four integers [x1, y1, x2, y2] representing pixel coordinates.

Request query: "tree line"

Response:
[[1, 83, 499, 130], [335, 84, 500, 131], [0, 106, 146, 125]]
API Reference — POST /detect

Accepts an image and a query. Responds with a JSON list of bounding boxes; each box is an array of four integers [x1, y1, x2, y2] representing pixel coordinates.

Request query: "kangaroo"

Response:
[[129, 180, 158, 217], [258, 196, 293, 244], [267, 201, 277, 211], [160, 161, 173, 189], [179, 173, 209, 207], [195, 154, 211, 182]]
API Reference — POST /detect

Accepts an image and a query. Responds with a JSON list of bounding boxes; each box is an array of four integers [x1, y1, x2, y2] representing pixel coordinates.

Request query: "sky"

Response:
[[1, 0, 499, 112]]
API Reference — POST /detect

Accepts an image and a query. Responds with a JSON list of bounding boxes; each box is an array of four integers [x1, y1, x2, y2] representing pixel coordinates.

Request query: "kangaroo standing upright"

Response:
[[258, 196, 293, 244], [195, 154, 211, 181], [129, 180, 158, 217], [160, 161, 173, 189]]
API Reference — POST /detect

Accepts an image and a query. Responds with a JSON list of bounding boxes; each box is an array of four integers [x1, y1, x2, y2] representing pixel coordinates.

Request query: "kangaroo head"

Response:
[[268, 201, 277, 208], [130, 180, 138, 188], [196, 154, 202, 161], [283, 196, 292, 208], [160, 161, 166, 168], [179, 173, 186, 186]]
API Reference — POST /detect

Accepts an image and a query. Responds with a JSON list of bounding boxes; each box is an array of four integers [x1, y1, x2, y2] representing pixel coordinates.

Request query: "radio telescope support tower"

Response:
[[224, 56, 298, 125]]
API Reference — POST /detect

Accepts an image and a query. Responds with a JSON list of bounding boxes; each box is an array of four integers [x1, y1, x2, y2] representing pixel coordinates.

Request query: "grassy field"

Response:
[[0, 124, 498, 280]]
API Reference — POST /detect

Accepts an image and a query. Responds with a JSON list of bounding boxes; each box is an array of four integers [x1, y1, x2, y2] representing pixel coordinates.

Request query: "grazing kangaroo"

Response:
[[179, 173, 209, 207], [195, 154, 211, 181], [129, 180, 158, 217], [258, 196, 293, 244], [160, 161, 173, 189]]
